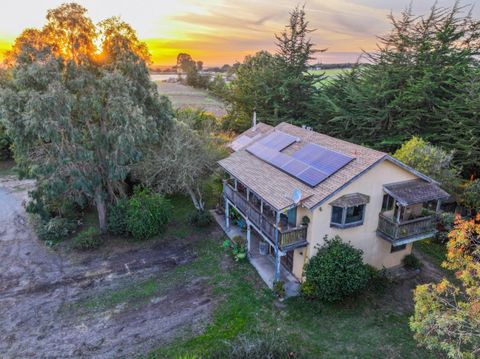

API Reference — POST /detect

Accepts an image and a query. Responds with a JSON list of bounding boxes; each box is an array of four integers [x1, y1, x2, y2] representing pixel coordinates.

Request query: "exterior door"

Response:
[[281, 250, 294, 272]]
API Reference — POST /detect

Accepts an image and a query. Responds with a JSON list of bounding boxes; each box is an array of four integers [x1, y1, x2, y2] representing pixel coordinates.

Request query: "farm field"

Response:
[[155, 81, 227, 117]]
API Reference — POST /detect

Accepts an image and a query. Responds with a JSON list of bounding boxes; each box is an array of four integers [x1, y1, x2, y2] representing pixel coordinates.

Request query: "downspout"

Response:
[[274, 211, 281, 282]]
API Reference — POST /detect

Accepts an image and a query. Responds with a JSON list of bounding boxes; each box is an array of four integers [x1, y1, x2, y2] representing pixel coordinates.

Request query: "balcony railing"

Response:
[[377, 213, 436, 244], [224, 183, 307, 250]]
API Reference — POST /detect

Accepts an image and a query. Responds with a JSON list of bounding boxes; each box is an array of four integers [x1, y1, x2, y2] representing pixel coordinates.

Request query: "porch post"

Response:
[[225, 198, 230, 230], [246, 222, 251, 254], [234, 179, 238, 191], [396, 203, 401, 223], [274, 211, 281, 281], [436, 199, 442, 214]]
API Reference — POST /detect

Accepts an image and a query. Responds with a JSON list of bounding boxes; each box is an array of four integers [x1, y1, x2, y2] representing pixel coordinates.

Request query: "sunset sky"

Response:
[[0, 0, 477, 66]]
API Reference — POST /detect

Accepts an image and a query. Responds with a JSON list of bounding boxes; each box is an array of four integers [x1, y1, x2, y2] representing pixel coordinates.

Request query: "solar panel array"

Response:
[[246, 132, 354, 187]]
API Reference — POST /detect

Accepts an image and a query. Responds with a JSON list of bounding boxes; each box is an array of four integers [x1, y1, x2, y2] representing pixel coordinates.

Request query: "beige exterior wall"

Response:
[[290, 160, 419, 280]]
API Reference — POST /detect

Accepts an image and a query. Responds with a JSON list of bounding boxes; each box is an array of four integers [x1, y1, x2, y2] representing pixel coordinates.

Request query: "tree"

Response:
[[0, 3, 172, 232], [176, 53, 195, 73], [274, 5, 324, 121], [134, 109, 225, 211], [463, 180, 480, 214], [226, 6, 322, 131], [393, 137, 461, 194], [316, 3, 480, 177], [411, 215, 480, 358]]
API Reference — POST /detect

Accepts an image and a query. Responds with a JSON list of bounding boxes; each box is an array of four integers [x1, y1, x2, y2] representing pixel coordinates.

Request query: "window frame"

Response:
[[330, 204, 366, 229]]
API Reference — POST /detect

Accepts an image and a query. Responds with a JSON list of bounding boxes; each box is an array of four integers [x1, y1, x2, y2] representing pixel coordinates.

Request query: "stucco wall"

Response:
[[290, 159, 419, 278]]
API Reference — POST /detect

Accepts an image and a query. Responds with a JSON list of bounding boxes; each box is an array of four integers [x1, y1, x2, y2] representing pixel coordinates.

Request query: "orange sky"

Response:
[[0, 0, 477, 66]]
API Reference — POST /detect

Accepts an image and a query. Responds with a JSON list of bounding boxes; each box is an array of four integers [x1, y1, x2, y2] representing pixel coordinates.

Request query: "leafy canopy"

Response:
[[0, 2, 172, 232], [411, 215, 480, 359]]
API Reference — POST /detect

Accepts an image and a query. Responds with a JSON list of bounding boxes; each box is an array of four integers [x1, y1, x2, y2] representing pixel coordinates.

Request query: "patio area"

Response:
[[212, 211, 300, 297]]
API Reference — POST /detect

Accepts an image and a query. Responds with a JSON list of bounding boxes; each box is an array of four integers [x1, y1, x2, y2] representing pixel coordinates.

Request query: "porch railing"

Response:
[[224, 183, 307, 249], [377, 213, 436, 243]]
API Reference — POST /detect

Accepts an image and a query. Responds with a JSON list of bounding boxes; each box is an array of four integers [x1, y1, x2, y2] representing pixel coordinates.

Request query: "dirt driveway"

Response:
[[0, 176, 215, 358]]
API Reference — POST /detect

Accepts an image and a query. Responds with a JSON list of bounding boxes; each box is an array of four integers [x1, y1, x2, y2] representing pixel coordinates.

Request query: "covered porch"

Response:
[[377, 179, 450, 246], [212, 210, 300, 297]]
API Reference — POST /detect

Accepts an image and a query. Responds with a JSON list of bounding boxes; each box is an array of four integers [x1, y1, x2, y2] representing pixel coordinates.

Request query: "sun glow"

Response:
[[1, 0, 477, 66]]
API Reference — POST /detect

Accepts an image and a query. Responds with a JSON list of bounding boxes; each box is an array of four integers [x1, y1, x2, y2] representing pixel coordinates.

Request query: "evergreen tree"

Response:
[[316, 3, 480, 176]]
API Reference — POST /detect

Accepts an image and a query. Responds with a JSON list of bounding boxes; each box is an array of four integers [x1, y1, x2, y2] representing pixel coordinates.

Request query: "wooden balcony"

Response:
[[377, 213, 437, 245], [224, 183, 307, 250]]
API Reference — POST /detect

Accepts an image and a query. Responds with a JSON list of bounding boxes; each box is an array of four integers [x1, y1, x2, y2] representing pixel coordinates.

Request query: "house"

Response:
[[218, 122, 449, 286]]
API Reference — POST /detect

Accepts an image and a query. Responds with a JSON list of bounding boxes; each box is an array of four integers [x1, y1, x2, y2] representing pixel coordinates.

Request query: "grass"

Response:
[[0, 160, 15, 177], [57, 194, 437, 358], [415, 239, 447, 268], [156, 82, 227, 117]]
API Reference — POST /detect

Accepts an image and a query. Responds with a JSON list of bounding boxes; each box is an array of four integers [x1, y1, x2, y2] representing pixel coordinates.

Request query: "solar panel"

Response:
[[246, 134, 355, 188], [270, 152, 291, 167], [282, 159, 309, 176], [259, 131, 297, 151], [297, 167, 328, 187], [292, 143, 353, 175]]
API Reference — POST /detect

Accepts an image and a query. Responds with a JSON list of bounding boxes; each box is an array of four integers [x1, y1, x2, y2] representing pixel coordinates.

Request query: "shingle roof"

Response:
[[218, 122, 430, 211], [329, 193, 370, 208], [383, 179, 450, 206], [228, 123, 273, 151]]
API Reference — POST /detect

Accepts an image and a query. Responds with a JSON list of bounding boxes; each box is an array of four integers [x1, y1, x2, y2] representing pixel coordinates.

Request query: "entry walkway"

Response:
[[212, 211, 300, 297]]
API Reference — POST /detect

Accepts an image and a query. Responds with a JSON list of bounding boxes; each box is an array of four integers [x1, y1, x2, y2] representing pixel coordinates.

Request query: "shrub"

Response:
[[73, 227, 102, 250], [35, 216, 77, 244], [126, 187, 172, 240], [365, 265, 390, 291], [303, 236, 370, 302], [403, 254, 422, 270], [188, 210, 213, 228], [300, 281, 316, 299], [208, 333, 299, 359], [222, 236, 247, 261], [273, 280, 286, 298], [434, 212, 456, 244], [107, 199, 128, 235]]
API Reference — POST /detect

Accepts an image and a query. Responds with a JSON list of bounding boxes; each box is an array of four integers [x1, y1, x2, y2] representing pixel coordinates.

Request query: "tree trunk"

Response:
[[186, 186, 204, 211], [95, 187, 107, 233]]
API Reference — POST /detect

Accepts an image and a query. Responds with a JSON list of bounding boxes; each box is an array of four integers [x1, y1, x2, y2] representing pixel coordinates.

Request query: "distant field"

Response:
[[155, 81, 227, 117], [310, 68, 350, 81]]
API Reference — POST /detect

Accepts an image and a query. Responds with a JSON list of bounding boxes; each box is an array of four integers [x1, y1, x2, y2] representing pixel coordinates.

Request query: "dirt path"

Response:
[[0, 176, 215, 358]]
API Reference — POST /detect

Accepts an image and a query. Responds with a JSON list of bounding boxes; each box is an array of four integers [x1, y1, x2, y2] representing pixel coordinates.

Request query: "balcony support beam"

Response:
[[225, 197, 230, 230]]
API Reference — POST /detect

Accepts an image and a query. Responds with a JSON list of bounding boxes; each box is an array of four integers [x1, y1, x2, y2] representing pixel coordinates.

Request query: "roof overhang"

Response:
[[329, 193, 370, 208], [383, 179, 450, 206]]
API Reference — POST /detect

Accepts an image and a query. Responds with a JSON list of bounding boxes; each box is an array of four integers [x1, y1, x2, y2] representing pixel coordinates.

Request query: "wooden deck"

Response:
[[377, 213, 436, 245]]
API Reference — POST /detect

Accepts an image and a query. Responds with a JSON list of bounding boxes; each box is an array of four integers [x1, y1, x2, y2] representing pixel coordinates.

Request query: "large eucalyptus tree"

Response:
[[0, 3, 172, 232]]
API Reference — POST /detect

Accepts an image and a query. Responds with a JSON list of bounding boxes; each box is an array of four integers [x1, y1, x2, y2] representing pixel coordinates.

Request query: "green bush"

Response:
[[303, 236, 370, 302], [434, 212, 456, 244], [403, 253, 422, 270], [107, 199, 128, 235], [35, 216, 77, 244], [126, 187, 172, 240], [188, 210, 213, 228], [208, 334, 299, 359], [365, 265, 390, 291], [222, 236, 247, 261], [73, 226, 102, 250], [273, 280, 286, 298]]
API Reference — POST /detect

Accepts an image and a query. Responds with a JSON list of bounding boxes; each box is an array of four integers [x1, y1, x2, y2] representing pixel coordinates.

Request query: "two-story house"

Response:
[[218, 122, 449, 284]]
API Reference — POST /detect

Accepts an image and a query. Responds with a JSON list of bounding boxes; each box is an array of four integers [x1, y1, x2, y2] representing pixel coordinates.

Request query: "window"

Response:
[[331, 206, 343, 225], [390, 244, 406, 253], [382, 194, 395, 211], [330, 204, 365, 228]]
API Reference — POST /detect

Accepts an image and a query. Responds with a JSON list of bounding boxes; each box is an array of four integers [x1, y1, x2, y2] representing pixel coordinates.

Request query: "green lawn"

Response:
[[141, 196, 435, 359]]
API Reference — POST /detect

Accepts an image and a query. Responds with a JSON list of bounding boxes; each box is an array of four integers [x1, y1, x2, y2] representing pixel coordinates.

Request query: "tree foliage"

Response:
[[0, 3, 172, 232], [393, 137, 461, 194], [315, 3, 480, 177], [411, 215, 480, 358], [134, 109, 226, 211], [226, 5, 322, 131]]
